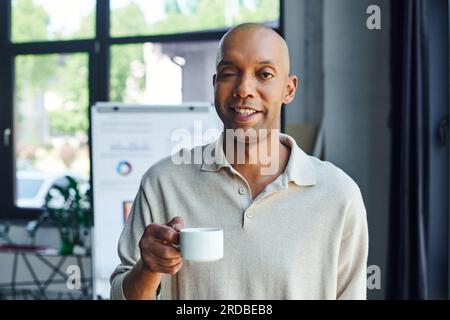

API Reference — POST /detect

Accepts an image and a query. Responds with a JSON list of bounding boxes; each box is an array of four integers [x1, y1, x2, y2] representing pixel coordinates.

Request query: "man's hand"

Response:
[[139, 216, 184, 275], [123, 217, 184, 299]]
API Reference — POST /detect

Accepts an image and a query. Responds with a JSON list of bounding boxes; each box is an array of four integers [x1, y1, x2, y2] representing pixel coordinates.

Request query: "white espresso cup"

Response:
[[180, 228, 223, 262]]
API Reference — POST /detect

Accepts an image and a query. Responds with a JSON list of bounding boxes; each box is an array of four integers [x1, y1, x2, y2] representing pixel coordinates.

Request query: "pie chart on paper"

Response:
[[116, 161, 132, 176]]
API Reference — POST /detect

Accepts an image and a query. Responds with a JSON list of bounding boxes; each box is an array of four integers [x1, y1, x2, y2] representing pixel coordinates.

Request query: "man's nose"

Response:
[[233, 74, 255, 98]]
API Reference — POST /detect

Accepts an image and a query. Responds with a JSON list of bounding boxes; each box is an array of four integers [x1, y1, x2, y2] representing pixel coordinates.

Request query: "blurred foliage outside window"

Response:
[[12, 0, 279, 190], [13, 0, 279, 138], [110, 0, 279, 37]]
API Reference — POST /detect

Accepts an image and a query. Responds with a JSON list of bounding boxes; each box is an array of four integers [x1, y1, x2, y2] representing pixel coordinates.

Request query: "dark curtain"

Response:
[[387, 0, 430, 299]]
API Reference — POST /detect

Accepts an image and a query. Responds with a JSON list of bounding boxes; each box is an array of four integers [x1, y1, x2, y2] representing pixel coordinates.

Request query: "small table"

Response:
[[0, 244, 92, 300]]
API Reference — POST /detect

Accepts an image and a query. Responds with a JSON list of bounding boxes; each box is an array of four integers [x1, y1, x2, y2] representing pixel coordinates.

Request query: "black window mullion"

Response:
[[280, 0, 285, 133], [96, 0, 109, 102], [109, 30, 227, 45], [0, 0, 11, 45], [0, 0, 14, 221], [86, 0, 111, 227], [12, 40, 94, 55]]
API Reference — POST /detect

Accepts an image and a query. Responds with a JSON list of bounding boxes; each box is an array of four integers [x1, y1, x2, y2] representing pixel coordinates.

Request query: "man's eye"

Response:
[[260, 71, 274, 79], [220, 72, 236, 78]]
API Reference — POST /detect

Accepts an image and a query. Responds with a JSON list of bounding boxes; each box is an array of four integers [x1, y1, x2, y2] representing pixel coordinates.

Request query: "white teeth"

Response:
[[235, 108, 256, 115]]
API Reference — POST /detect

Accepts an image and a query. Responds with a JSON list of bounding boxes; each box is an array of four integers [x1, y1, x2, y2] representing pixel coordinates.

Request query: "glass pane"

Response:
[[17, 177, 44, 199], [110, 0, 279, 37], [110, 41, 218, 104], [12, 0, 95, 43], [14, 54, 90, 209]]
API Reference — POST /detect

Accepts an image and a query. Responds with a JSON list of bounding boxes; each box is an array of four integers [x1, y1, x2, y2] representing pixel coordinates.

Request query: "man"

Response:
[[110, 23, 368, 300]]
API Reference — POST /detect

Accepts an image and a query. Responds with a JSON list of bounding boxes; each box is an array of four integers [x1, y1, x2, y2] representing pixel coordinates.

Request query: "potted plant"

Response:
[[27, 175, 93, 255]]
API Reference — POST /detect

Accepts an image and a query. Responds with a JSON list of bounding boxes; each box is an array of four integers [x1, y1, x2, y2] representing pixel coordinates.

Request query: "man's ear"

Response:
[[213, 74, 217, 87], [283, 75, 298, 104]]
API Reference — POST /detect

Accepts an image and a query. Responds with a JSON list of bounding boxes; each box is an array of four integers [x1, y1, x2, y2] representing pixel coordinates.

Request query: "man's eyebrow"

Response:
[[217, 59, 277, 68], [217, 60, 235, 67], [256, 60, 276, 65]]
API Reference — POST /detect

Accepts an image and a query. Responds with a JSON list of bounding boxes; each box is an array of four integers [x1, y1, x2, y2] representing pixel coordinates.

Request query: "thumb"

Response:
[[166, 216, 184, 232]]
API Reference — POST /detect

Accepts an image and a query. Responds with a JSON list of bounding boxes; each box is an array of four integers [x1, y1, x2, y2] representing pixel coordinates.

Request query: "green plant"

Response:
[[27, 175, 93, 255], [0, 222, 12, 244]]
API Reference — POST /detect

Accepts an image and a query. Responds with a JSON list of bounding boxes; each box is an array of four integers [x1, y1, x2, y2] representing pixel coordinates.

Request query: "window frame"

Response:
[[0, 0, 284, 222]]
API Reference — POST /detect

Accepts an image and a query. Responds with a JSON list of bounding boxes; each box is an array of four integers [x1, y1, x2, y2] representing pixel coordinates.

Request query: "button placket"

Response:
[[237, 185, 253, 225], [238, 186, 248, 195]]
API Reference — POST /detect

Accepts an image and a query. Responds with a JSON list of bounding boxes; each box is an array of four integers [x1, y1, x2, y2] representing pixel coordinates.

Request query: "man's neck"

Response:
[[222, 131, 291, 180]]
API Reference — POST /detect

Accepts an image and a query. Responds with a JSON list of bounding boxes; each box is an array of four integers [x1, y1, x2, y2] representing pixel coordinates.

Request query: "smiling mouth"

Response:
[[233, 107, 261, 116], [230, 107, 262, 122]]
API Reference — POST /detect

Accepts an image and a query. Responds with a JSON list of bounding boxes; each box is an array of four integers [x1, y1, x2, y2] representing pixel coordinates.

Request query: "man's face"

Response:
[[213, 28, 297, 138]]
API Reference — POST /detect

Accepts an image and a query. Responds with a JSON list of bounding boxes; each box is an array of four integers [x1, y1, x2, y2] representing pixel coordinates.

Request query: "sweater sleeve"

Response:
[[336, 185, 369, 300], [110, 184, 153, 300]]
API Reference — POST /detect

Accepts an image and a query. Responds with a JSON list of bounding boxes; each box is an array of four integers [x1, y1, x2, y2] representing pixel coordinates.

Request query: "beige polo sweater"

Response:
[[110, 133, 369, 300]]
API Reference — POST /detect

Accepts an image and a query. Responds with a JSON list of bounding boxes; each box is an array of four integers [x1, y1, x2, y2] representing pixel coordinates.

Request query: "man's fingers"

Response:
[[149, 260, 183, 275], [142, 254, 183, 275], [147, 224, 179, 244], [166, 216, 184, 232], [148, 252, 182, 267], [147, 237, 181, 259], [140, 219, 184, 272]]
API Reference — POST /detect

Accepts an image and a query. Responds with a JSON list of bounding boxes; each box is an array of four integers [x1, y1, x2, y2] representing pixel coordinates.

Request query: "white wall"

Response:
[[323, 0, 391, 300], [284, 0, 391, 299], [284, 0, 324, 125]]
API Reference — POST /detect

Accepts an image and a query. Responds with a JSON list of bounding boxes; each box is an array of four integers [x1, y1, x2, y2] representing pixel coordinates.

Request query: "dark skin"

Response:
[[213, 24, 298, 198], [122, 216, 183, 299], [122, 24, 298, 300]]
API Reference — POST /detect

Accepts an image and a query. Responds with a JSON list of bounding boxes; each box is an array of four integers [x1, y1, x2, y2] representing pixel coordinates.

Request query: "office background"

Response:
[[0, 0, 449, 300]]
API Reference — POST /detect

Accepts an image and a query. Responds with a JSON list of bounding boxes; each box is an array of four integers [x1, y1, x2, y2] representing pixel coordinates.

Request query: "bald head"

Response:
[[215, 23, 291, 75]]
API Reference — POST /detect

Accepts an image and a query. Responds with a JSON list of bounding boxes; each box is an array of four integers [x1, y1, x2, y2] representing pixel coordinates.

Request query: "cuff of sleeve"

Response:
[[110, 271, 128, 300]]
